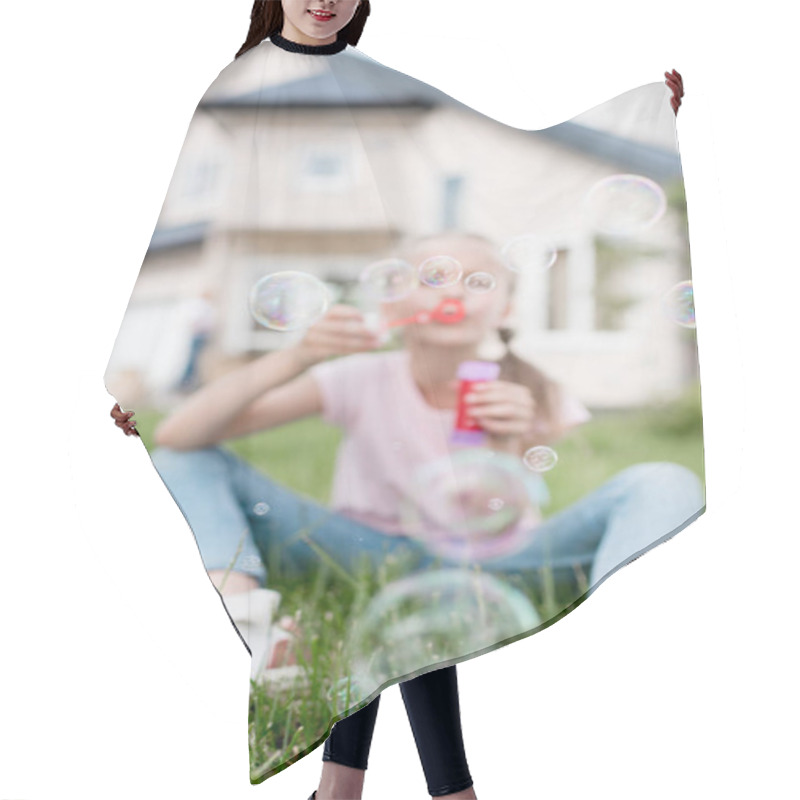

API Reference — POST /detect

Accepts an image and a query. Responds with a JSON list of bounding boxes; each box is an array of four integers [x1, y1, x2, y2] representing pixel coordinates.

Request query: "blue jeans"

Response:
[[150, 445, 704, 598], [150, 445, 433, 587]]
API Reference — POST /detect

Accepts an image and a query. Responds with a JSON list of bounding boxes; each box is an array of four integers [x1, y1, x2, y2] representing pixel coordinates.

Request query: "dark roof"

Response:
[[539, 121, 681, 181], [202, 51, 680, 180], [151, 53, 678, 252], [200, 50, 450, 110]]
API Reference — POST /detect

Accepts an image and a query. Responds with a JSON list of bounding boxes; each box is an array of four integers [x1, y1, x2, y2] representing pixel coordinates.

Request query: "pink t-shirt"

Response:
[[308, 349, 591, 539]]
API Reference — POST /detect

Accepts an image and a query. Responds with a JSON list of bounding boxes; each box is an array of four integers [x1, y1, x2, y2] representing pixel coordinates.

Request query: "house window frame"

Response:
[[294, 140, 357, 193]]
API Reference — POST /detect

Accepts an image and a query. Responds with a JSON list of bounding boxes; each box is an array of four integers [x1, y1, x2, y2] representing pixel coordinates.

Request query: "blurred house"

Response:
[[105, 45, 695, 411]]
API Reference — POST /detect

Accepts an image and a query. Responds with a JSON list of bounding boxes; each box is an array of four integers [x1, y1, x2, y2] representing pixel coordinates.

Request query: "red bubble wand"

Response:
[[384, 298, 465, 329]]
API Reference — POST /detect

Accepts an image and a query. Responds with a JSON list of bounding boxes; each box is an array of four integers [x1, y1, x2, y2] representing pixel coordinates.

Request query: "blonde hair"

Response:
[[396, 231, 567, 443]]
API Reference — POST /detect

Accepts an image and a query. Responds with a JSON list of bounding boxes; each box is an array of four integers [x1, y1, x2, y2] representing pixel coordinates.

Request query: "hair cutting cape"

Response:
[[104, 36, 705, 784]]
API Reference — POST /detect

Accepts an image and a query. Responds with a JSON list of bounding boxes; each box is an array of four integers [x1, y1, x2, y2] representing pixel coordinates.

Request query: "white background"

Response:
[[2, 1, 797, 798]]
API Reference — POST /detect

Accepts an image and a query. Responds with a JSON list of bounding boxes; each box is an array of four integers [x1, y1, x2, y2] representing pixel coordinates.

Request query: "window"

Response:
[[593, 237, 641, 331], [441, 174, 464, 229], [296, 143, 354, 192]]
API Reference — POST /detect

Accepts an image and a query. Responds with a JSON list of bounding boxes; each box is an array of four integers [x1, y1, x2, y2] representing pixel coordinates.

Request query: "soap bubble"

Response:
[[253, 502, 271, 516], [349, 280, 388, 336], [327, 675, 373, 716], [501, 235, 558, 272], [522, 446, 559, 473], [359, 258, 417, 302], [464, 271, 497, 294], [240, 554, 263, 569], [248, 271, 330, 331], [401, 449, 538, 562], [419, 255, 464, 288], [661, 280, 696, 328], [584, 174, 667, 236], [346, 569, 540, 694]]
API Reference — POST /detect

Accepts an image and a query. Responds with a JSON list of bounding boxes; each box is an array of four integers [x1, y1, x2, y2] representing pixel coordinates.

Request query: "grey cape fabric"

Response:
[[104, 36, 705, 783]]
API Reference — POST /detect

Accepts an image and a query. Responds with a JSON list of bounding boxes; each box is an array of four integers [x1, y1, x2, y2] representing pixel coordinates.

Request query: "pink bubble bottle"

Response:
[[451, 360, 500, 445]]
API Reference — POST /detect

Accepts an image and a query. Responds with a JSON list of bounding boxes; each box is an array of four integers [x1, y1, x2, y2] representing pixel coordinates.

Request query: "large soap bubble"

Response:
[[661, 280, 696, 328], [248, 271, 331, 332], [327, 675, 375, 718], [346, 568, 541, 694], [359, 258, 418, 302], [583, 173, 667, 236], [501, 235, 558, 272], [402, 449, 539, 562]]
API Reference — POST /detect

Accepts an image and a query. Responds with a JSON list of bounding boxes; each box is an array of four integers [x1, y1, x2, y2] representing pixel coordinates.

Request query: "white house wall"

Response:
[[107, 79, 691, 410]]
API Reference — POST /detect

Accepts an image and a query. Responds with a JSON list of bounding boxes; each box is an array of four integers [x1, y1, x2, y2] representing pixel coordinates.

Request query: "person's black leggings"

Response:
[[323, 664, 474, 797]]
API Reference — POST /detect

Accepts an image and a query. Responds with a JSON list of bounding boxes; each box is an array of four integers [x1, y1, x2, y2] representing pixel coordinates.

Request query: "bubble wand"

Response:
[[384, 298, 466, 329]]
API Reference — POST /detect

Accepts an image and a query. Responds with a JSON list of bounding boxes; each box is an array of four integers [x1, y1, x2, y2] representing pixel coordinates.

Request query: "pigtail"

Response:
[[496, 326, 565, 444]]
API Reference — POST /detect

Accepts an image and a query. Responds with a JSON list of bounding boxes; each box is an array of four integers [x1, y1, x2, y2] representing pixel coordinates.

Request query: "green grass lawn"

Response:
[[129, 384, 704, 781]]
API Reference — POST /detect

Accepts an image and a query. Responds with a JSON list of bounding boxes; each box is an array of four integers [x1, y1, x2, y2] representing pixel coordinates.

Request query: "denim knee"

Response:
[[149, 445, 268, 586], [615, 461, 704, 505], [644, 461, 704, 506], [150, 444, 226, 470]]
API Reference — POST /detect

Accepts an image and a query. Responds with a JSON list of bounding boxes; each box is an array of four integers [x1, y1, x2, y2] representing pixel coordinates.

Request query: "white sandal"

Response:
[[257, 616, 310, 691], [220, 588, 309, 689]]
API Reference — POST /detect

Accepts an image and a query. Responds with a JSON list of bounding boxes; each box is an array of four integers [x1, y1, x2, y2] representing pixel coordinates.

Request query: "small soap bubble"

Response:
[[359, 258, 417, 302], [240, 555, 263, 569], [661, 280, 696, 328], [253, 502, 271, 516], [419, 255, 464, 288], [346, 569, 540, 694], [464, 271, 497, 293], [248, 271, 330, 331], [583, 174, 667, 236], [523, 446, 559, 473], [487, 497, 505, 511], [501, 235, 558, 272]]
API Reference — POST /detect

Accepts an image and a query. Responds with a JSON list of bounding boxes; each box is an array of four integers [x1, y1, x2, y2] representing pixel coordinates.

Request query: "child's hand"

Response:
[[292, 304, 383, 369], [464, 380, 535, 453], [665, 68, 683, 116], [110, 402, 139, 437]]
